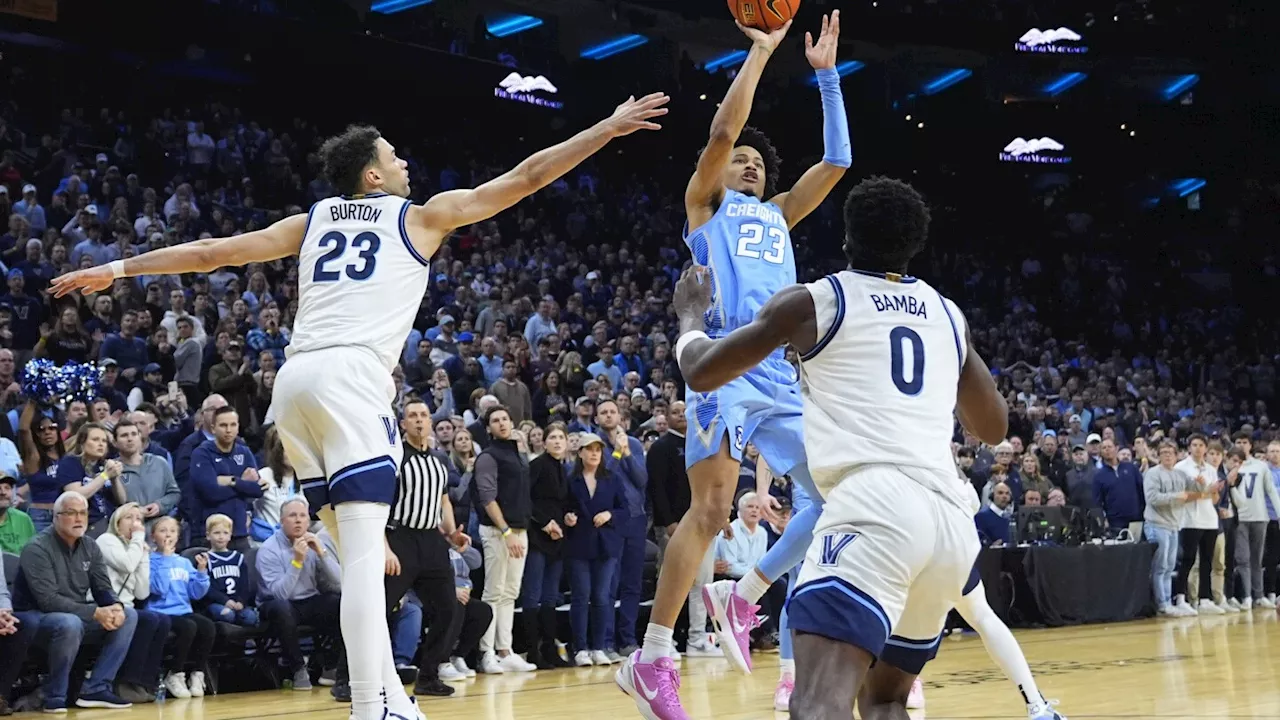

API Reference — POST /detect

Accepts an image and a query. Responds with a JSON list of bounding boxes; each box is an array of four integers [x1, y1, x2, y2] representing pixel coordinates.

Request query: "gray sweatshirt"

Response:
[[1229, 458, 1280, 523], [254, 527, 342, 603], [1142, 464, 1196, 530], [121, 454, 182, 526]]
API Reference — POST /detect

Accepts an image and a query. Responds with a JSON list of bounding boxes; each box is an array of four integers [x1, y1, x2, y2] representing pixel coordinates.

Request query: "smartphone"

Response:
[[168, 381, 179, 397]]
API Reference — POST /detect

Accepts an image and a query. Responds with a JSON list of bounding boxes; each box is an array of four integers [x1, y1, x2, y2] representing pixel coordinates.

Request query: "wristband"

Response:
[[291, 559, 304, 569], [501, 527, 513, 537], [675, 331, 710, 368], [108, 260, 126, 279]]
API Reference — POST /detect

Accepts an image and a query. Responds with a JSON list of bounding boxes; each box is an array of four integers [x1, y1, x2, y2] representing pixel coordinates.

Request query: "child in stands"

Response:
[[203, 514, 259, 626], [150, 516, 216, 698]]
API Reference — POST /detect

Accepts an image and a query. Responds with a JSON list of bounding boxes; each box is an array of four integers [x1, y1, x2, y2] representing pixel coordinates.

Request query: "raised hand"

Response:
[[738, 19, 793, 53], [602, 93, 670, 137], [804, 11, 840, 70], [51, 266, 115, 298]]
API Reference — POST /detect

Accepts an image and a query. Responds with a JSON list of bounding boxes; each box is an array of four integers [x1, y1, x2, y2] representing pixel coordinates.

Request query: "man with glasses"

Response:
[[12, 492, 137, 711]]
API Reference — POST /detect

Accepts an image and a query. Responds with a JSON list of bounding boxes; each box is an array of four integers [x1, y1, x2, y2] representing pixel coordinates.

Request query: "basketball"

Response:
[[728, 0, 799, 32]]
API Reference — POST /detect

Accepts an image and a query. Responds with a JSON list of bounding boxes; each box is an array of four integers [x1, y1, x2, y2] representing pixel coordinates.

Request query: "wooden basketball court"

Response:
[[76, 613, 1280, 719]]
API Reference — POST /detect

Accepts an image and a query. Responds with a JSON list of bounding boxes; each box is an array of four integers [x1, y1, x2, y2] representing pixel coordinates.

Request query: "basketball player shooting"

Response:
[[51, 91, 668, 720], [616, 11, 849, 720], [670, 177, 1015, 720]]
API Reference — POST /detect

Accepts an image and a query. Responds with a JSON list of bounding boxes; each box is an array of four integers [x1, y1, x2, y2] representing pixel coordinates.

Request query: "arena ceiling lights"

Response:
[[704, 50, 748, 73], [370, 0, 432, 14], [922, 68, 972, 95], [1162, 74, 1199, 101], [1042, 72, 1087, 97], [487, 14, 544, 38], [1171, 178, 1206, 197], [580, 34, 649, 60], [804, 60, 865, 87]]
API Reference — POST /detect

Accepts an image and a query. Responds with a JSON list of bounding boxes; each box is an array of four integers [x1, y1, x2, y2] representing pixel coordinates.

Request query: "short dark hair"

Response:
[[1231, 430, 1252, 443], [1227, 447, 1247, 462], [485, 405, 511, 425], [842, 176, 931, 273], [733, 125, 782, 199], [320, 125, 382, 197], [113, 418, 141, 438], [213, 406, 239, 421], [1187, 433, 1208, 446]]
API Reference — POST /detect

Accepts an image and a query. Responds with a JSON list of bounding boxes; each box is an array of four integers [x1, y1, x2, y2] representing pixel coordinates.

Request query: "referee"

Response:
[[386, 398, 471, 697]]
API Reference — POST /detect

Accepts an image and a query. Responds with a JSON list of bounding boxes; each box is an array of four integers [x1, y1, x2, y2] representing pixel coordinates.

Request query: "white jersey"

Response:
[[289, 192, 431, 372], [799, 269, 969, 509]]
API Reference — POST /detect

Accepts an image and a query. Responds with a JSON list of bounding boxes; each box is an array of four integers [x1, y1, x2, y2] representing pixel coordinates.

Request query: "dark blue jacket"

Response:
[[974, 506, 1011, 546], [602, 433, 648, 523], [190, 438, 262, 537], [564, 469, 628, 561], [175, 429, 212, 522], [1093, 460, 1145, 529]]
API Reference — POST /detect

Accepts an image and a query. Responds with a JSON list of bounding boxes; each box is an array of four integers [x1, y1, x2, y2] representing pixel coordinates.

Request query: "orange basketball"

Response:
[[728, 0, 799, 32]]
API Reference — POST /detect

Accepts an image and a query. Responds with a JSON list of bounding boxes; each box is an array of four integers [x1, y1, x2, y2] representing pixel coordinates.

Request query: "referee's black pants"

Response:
[[385, 525, 458, 680]]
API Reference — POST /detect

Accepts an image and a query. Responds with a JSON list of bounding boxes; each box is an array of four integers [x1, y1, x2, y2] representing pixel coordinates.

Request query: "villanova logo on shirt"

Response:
[[233, 454, 245, 465], [817, 532, 859, 567], [381, 415, 397, 445]]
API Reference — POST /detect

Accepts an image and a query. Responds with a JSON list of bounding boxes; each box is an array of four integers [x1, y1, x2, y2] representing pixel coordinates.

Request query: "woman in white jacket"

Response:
[[96, 502, 173, 704], [251, 426, 296, 544]]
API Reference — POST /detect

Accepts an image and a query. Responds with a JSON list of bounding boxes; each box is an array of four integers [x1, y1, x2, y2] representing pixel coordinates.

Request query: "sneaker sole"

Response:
[[702, 584, 752, 675], [74, 701, 133, 709]]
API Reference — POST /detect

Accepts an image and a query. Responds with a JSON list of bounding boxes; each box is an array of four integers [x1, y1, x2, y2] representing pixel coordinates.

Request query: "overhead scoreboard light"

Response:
[[704, 50, 748, 73], [1042, 72, 1087, 97]]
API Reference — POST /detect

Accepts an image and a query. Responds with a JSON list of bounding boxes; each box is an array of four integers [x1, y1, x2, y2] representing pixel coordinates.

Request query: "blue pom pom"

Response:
[[21, 359, 105, 405]]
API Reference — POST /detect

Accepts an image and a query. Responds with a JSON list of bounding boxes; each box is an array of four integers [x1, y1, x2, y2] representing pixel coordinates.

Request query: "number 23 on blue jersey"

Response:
[[312, 230, 380, 282]]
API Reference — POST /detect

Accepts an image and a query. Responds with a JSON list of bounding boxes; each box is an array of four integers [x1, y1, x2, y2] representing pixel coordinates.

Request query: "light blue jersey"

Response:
[[683, 189, 806, 474]]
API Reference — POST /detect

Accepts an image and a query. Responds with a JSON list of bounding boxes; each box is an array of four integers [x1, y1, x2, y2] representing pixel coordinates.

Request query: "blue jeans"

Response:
[[607, 516, 646, 648], [36, 607, 138, 705], [569, 556, 618, 652], [520, 549, 564, 612], [27, 507, 53, 534], [0, 610, 41, 697], [1145, 524, 1179, 608], [117, 609, 171, 689], [206, 603, 260, 626], [391, 600, 423, 667]]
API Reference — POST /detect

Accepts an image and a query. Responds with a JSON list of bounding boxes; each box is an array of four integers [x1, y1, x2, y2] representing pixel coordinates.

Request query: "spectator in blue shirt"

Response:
[[524, 298, 558, 348], [1093, 438, 1146, 534], [99, 310, 150, 384], [595, 400, 647, 655], [12, 185, 46, 236], [0, 269, 43, 349], [477, 336, 505, 387], [586, 343, 622, 392], [189, 407, 264, 550], [245, 306, 290, 371]]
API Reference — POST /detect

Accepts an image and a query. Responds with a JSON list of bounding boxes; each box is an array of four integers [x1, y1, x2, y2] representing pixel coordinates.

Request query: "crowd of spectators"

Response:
[[0, 21, 1278, 716]]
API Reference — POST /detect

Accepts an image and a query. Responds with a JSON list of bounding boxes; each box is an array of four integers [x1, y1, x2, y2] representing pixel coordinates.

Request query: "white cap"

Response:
[[1086, 433, 1102, 444]]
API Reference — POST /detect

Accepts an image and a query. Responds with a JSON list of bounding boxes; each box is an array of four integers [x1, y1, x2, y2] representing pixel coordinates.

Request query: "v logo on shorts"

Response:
[[817, 532, 859, 567], [380, 415, 396, 446]]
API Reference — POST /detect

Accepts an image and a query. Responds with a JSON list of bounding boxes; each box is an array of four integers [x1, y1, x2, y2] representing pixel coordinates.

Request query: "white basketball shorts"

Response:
[[787, 463, 980, 674], [271, 346, 402, 508]]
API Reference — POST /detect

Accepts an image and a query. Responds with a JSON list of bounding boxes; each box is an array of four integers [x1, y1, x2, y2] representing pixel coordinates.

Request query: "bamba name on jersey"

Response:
[[870, 293, 928, 318]]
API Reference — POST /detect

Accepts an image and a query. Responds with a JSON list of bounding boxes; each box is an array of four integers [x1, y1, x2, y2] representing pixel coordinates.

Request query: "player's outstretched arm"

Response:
[[686, 20, 792, 214], [771, 11, 850, 228], [50, 214, 307, 298], [956, 322, 1008, 445], [672, 265, 815, 393], [416, 93, 668, 234]]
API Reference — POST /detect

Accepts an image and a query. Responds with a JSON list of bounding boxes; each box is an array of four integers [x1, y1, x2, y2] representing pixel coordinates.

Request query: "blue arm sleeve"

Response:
[[816, 68, 852, 168]]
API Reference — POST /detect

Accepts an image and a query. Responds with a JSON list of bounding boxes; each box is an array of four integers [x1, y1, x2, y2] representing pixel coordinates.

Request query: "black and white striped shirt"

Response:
[[390, 450, 450, 530]]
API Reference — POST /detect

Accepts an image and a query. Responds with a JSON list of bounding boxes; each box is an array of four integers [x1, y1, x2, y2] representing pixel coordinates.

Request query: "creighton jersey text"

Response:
[[685, 189, 794, 356], [799, 270, 970, 505], [289, 192, 432, 371]]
